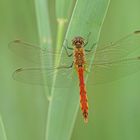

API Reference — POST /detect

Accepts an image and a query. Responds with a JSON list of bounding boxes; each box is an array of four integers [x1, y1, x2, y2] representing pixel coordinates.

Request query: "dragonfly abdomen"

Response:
[[78, 67, 88, 123]]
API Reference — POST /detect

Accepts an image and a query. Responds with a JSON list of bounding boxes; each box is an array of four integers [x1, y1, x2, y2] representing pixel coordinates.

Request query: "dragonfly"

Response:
[[9, 30, 140, 123]]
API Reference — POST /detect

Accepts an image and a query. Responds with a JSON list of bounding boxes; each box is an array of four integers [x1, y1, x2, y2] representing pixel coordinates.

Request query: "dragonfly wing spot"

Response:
[[14, 40, 21, 43], [134, 30, 140, 34], [15, 68, 23, 72]]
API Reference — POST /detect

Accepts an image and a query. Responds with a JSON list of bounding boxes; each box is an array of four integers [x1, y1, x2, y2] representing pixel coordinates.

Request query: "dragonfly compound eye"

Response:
[[72, 36, 85, 46]]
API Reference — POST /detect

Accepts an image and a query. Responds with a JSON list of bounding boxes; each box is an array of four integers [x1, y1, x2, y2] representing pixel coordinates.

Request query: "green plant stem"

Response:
[[0, 115, 7, 140]]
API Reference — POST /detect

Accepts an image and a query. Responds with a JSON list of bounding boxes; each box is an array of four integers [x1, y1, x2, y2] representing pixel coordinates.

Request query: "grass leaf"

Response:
[[0, 116, 7, 140], [45, 0, 110, 140]]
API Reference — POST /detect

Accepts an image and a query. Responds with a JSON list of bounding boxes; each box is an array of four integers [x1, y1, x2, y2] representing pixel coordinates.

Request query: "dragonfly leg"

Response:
[[63, 39, 73, 57], [64, 39, 73, 50], [64, 46, 73, 57], [85, 42, 97, 52], [61, 61, 74, 69], [69, 61, 74, 68]]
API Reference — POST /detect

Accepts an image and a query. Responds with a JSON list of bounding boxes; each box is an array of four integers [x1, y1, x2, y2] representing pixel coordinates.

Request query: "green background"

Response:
[[0, 0, 140, 140]]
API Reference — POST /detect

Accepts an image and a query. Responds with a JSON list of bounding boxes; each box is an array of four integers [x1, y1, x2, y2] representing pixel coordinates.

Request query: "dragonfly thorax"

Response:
[[72, 36, 85, 48]]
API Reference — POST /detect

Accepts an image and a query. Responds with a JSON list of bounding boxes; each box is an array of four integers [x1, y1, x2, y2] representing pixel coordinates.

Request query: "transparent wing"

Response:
[[13, 66, 78, 88], [86, 30, 140, 61], [10, 30, 140, 86], [86, 30, 140, 85], [9, 40, 73, 67], [9, 39, 77, 88]]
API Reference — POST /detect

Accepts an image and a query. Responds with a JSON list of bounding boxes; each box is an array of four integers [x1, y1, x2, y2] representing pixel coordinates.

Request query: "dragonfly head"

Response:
[[72, 36, 85, 48]]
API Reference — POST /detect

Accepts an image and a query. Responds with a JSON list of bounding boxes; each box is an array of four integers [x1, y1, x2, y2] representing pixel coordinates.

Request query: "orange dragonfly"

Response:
[[9, 30, 140, 123]]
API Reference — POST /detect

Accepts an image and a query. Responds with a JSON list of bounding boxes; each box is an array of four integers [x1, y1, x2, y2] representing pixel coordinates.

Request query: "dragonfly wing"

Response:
[[86, 30, 140, 85], [13, 66, 78, 88], [86, 30, 140, 62], [9, 40, 73, 67], [87, 56, 140, 85]]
